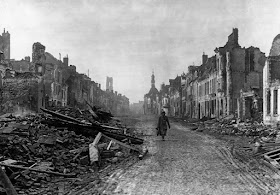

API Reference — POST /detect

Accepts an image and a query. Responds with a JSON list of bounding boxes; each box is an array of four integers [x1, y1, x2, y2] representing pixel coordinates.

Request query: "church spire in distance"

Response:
[[151, 70, 155, 88]]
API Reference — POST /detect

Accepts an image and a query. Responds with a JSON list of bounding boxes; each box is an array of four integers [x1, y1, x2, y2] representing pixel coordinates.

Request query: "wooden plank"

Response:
[[264, 154, 271, 160], [102, 131, 144, 145], [273, 156, 280, 161], [89, 132, 102, 163], [0, 167, 18, 195], [40, 108, 85, 125], [0, 163, 76, 177], [93, 132, 102, 146], [100, 124, 121, 130], [84, 99, 99, 119], [72, 146, 86, 161], [102, 134, 141, 153], [107, 140, 113, 150], [264, 148, 280, 156], [267, 153, 280, 159]]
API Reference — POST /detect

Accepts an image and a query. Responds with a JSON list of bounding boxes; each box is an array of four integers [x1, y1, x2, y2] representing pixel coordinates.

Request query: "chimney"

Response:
[[233, 28, 238, 44], [202, 52, 208, 64], [63, 56, 69, 66], [0, 51, 3, 61], [25, 56, 30, 62]]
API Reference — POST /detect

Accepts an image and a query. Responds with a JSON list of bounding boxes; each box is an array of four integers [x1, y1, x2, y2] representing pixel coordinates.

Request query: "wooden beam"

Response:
[[84, 99, 99, 119], [102, 134, 141, 153], [92, 132, 102, 146], [0, 167, 18, 195], [0, 163, 76, 177]]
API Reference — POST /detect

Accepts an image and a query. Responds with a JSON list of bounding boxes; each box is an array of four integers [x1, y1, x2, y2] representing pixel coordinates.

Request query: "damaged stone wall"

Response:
[[0, 73, 40, 115], [180, 28, 266, 121], [238, 47, 266, 121], [270, 59, 280, 81], [263, 34, 280, 125], [0, 29, 10, 60]]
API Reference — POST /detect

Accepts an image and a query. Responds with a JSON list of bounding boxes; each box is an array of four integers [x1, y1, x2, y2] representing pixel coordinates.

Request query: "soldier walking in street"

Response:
[[156, 110, 171, 141]]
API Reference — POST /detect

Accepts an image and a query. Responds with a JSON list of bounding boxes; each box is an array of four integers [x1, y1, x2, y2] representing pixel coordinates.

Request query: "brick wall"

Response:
[[0, 74, 40, 114]]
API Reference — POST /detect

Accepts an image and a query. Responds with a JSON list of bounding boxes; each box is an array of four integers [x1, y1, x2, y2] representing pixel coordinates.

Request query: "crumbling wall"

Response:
[[270, 59, 280, 81], [231, 48, 245, 97], [0, 75, 39, 114], [264, 34, 280, 125], [269, 34, 280, 57], [245, 72, 260, 89]]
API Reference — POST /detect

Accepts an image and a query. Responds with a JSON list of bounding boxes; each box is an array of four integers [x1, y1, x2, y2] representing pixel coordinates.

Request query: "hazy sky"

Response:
[[1, 0, 280, 103]]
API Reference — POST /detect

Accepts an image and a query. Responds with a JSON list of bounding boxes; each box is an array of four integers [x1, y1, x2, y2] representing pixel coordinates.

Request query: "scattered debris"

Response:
[[185, 116, 280, 173], [0, 106, 145, 194]]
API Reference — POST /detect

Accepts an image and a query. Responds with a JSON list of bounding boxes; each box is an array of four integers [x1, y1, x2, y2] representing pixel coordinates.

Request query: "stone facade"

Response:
[[0, 29, 10, 60], [180, 28, 265, 120], [159, 84, 170, 116], [144, 72, 159, 115], [0, 33, 130, 115], [106, 76, 113, 92], [10, 59, 32, 73], [0, 72, 42, 114], [169, 76, 182, 117], [152, 28, 265, 120], [263, 34, 280, 125]]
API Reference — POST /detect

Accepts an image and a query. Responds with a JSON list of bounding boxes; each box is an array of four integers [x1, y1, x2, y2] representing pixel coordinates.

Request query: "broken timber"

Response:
[[263, 148, 280, 168], [0, 167, 18, 195], [40, 108, 144, 144], [101, 133, 148, 159], [0, 163, 76, 177], [102, 134, 141, 153], [84, 99, 99, 119]]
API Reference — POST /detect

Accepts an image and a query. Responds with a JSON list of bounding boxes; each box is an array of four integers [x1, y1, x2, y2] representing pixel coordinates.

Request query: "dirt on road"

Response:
[[69, 115, 280, 195], [96, 115, 280, 195]]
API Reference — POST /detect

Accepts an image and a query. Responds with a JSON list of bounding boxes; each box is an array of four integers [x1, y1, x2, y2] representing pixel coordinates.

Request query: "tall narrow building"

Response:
[[0, 28, 10, 60], [106, 76, 113, 92], [144, 72, 159, 114]]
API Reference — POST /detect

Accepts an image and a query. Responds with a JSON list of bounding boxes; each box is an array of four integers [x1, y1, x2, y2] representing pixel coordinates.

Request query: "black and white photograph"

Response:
[[1, 0, 280, 194]]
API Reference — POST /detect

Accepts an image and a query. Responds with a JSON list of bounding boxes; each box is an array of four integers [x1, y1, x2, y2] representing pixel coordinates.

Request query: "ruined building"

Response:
[[169, 75, 182, 117], [106, 76, 113, 92], [0, 29, 10, 60], [159, 83, 170, 116], [144, 72, 159, 114], [181, 28, 266, 119], [0, 32, 130, 115], [182, 66, 199, 118], [263, 34, 280, 125]]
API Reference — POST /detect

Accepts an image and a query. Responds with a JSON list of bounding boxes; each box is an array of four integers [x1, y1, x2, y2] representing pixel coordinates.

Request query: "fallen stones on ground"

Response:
[[185, 116, 280, 171], [0, 106, 143, 195]]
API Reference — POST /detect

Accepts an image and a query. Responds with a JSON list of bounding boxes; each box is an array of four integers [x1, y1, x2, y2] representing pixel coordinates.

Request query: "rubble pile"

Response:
[[0, 108, 145, 194], [47, 106, 113, 123], [190, 117, 278, 138], [187, 117, 280, 171]]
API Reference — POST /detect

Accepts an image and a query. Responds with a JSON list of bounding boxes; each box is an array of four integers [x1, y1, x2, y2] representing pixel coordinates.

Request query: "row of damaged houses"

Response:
[[0, 31, 129, 115], [144, 28, 280, 125]]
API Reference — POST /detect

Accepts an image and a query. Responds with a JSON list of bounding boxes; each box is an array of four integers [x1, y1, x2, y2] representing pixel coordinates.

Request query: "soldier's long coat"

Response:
[[157, 115, 170, 136]]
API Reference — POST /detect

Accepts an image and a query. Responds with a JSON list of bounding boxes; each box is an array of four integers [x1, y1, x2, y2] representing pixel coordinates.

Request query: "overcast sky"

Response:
[[1, 0, 280, 103]]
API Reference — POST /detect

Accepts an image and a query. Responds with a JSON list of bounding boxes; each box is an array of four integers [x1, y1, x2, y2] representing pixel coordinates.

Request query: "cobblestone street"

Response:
[[98, 116, 279, 195]]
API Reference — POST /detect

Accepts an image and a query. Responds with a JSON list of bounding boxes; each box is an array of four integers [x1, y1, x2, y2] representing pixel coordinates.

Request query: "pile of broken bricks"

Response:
[[0, 107, 147, 195], [189, 117, 278, 137], [187, 117, 280, 171]]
